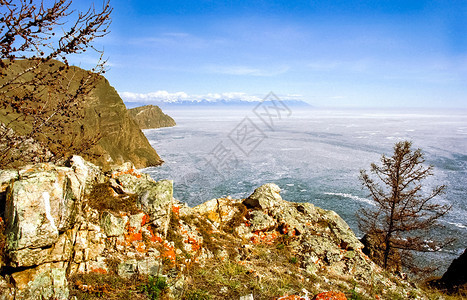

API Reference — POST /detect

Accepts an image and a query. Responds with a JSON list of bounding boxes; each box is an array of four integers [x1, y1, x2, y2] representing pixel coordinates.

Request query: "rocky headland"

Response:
[[0, 60, 162, 169], [128, 105, 176, 130], [0, 157, 435, 299]]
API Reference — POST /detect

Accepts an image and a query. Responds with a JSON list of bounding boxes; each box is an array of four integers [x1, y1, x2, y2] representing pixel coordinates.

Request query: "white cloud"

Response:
[[119, 90, 302, 103], [119, 91, 190, 103]]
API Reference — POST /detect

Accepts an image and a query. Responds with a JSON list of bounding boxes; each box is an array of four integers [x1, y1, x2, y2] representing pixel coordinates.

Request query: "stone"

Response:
[[117, 259, 138, 278], [86, 257, 109, 274], [69, 155, 103, 194], [137, 257, 163, 276], [73, 229, 106, 263], [117, 258, 160, 278], [5, 167, 80, 251], [136, 179, 173, 219], [114, 174, 173, 221], [129, 212, 147, 233], [0, 276, 14, 300], [100, 211, 127, 237], [7, 229, 74, 267], [193, 197, 245, 227], [0, 170, 18, 193], [0, 160, 427, 299], [11, 263, 69, 300], [321, 210, 363, 251], [249, 210, 276, 232], [243, 183, 283, 210]]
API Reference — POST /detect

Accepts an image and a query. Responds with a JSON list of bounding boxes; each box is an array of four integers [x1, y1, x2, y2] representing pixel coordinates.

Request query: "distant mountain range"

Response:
[[124, 99, 312, 109]]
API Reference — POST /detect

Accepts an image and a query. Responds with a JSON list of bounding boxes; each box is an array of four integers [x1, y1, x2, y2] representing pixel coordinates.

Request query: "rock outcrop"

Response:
[[430, 249, 467, 293], [85, 78, 163, 168], [0, 158, 428, 299], [128, 105, 176, 129], [0, 60, 162, 169]]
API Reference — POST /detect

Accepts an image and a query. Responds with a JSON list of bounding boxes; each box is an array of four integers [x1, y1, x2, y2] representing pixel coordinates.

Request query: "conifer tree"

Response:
[[359, 141, 453, 272]]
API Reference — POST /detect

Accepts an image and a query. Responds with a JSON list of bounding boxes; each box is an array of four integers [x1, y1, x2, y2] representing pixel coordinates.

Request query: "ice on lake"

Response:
[[142, 107, 467, 273]]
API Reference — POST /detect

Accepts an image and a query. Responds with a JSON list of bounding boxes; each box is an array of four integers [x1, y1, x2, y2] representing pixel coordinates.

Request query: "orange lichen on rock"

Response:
[[135, 241, 146, 253], [250, 230, 279, 245], [141, 214, 150, 226], [146, 227, 164, 243], [172, 205, 180, 215], [128, 231, 143, 242], [312, 291, 347, 300], [90, 268, 108, 274], [185, 236, 202, 252], [111, 168, 142, 179], [162, 244, 176, 263]]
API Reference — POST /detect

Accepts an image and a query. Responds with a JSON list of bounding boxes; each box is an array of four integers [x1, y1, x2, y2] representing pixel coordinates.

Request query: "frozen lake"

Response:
[[142, 107, 467, 274]]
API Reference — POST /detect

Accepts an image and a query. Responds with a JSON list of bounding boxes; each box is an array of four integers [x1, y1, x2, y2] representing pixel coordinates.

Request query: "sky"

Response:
[[72, 0, 467, 108]]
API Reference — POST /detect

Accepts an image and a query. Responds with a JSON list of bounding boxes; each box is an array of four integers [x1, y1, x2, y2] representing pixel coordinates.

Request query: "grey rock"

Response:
[[100, 211, 127, 237], [249, 210, 276, 232], [243, 183, 283, 210], [11, 263, 69, 300], [117, 258, 162, 278], [0, 170, 18, 193]]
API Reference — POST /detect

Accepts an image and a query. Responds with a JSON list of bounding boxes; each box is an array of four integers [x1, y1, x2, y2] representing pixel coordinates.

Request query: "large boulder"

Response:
[[116, 174, 173, 220], [10, 262, 69, 300], [243, 183, 284, 210], [128, 105, 176, 129], [0, 157, 176, 299], [4, 157, 102, 267], [5, 166, 78, 252]]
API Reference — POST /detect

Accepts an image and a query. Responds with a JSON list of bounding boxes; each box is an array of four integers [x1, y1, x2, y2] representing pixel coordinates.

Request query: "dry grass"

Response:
[[87, 181, 140, 213], [180, 241, 320, 300], [419, 282, 467, 300], [68, 273, 151, 300]]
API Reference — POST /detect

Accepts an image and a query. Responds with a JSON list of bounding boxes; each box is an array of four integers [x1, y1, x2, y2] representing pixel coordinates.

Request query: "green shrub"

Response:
[[349, 283, 366, 300], [289, 256, 298, 264], [141, 276, 168, 300]]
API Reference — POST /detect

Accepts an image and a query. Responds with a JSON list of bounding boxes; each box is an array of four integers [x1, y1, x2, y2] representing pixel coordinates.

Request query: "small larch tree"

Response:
[[0, 0, 112, 168], [359, 140, 453, 273]]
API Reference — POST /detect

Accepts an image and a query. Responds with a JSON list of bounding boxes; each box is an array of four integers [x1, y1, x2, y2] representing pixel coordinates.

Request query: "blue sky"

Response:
[[74, 0, 467, 107]]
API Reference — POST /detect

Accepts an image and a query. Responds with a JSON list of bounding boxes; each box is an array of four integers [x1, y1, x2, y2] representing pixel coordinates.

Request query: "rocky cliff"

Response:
[[0, 60, 162, 169], [84, 77, 163, 168], [128, 105, 176, 129], [0, 158, 429, 299]]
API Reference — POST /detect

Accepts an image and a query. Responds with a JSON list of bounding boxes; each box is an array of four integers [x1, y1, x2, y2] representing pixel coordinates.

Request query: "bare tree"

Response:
[[359, 141, 453, 273], [0, 0, 112, 168]]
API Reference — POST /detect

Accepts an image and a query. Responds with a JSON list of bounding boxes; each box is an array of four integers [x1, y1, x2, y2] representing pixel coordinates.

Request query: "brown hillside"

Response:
[[0, 60, 162, 168], [128, 105, 176, 129]]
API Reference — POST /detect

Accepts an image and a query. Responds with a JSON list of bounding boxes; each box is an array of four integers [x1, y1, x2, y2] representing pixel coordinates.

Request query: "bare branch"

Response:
[[0, 0, 112, 168], [359, 141, 453, 274]]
